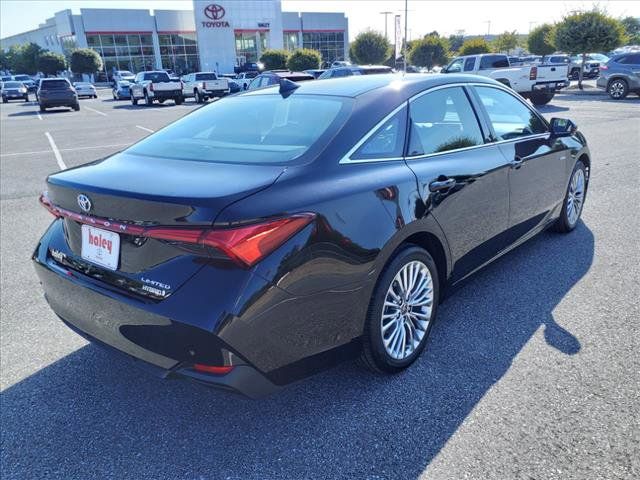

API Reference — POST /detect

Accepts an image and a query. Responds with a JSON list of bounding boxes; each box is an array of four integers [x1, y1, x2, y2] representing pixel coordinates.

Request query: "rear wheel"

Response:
[[2, 97, 7, 103], [131, 95, 138, 106], [552, 160, 588, 233], [570, 68, 580, 80], [530, 92, 554, 106], [24, 95, 29, 102], [175, 96, 183, 105], [144, 91, 153, 106], [73, 103, 80, 111], [194, 90, 203, 103], [360, 246, 439, 373], [607, 78, 628, 100], [39, 105, 45, 111]]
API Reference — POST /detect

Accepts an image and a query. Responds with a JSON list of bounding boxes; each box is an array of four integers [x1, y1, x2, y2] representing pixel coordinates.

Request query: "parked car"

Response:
[[234, 71, 259, 90], [181, 72, 230, 103], [73, 82, 97, 98], [569, 53, 609, 80], [37, 78, 79, 112], [228, 79, 241, 94], [596, 52, 640, 99], [443, 53, 570, 105], [330, 60, 352, 68], [34, 74, 590, 398], [303, 69, 327, 79], [129, 71, 183, 106], [318, 65, 393, 79], [112, 80, 131, 100], [12, 74, 37, 92], [1, 81, 29, 102], [234, 62, 262, 74], [112, 70, 135, 85], [246, 70, 314, 90], [163, 69, 181, 82], [541, 54, 571, 68], [1, 75, 12, 82]]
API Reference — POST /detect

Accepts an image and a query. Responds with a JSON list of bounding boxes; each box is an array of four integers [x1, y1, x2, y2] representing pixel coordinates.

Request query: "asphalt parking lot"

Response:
[[1, 87, 639, 479]]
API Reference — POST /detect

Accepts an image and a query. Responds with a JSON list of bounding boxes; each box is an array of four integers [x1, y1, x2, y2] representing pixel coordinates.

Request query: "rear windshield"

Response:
[[195, 73, 217, 80], [13, 75, 30, 81], [361, 68, 392, 74], [41, 79, 70, 89], [3, 82, 22, 88], [127, 94, 351, 164], [144, 72, 170, 82]]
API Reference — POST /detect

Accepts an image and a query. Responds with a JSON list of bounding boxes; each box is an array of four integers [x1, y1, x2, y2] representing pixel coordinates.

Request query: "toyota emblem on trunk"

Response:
[[77, 194, 92, 212]]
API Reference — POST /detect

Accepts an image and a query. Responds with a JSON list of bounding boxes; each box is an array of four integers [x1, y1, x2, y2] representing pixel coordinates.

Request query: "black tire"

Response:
[[93, 94, 98, 99], [359, 245, 440, 374], [113, 91, 117, 100], [551, 160, 588, 233], [570, 68, 580, 80], [39, 105, 45, 112], [607, 78, 628, 100], [175, 96, 183, 105], [73, 103, 80, 111], [24, 95, 29, 102], [530, 92, 554, 106], [2, 97, 7, 104], [131, 95, 138, 106], [195, 90, 203, 103], [144, 91, 153, 106]]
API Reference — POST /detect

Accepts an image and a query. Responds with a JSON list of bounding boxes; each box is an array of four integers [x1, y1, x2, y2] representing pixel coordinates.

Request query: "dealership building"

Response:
[[0, 1, 349, 76]]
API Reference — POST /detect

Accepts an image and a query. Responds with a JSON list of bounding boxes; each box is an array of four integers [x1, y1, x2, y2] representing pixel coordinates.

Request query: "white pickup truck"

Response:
[[443, 54, 570, 105], [130, 71, 183, 106], [181, 72, 230, 103]]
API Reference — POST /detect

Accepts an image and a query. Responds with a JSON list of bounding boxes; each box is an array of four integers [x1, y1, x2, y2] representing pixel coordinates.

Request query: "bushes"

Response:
[[408, 36, 450, 69], [286, 49, 321, 71], [36, 52, 66, 76], [458, 38, 490, 55], [259, 49, 289, 70], [70, 48, 103, 75], [350, 30, 390, 65], [527, 24, 556, 56]]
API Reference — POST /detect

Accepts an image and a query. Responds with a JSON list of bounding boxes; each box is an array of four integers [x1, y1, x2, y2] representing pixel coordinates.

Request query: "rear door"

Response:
[[472, 85, 568, 240], [404, 85, 511, 281]]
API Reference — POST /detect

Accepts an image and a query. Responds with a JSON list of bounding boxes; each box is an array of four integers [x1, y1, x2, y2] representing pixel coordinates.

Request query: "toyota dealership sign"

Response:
[[201, 4, 230, 27]]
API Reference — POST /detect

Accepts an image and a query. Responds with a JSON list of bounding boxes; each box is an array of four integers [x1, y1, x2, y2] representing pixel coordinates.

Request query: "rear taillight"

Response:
[[600, 65, 608, 70], [529, 66, 538, 80], [38, 193, 315, 267], [193, 364, 233, 375]]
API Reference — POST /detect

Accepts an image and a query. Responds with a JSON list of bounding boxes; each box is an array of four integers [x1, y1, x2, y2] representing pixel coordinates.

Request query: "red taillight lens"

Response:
[[529, 66, 537, 80], [599, 65, 608, 70], [193, 364, 233, 375]]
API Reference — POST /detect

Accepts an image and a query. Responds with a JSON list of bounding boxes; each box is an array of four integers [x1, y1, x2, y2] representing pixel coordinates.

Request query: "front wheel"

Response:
[[360, 246, 439, 373], [530, 92, 554, 106], [131, 95, 138, 106], [24, 95, 29, 102], [607, 78, 628, 100], [552, 160, 588, 233], [73, 103, 80, 111]]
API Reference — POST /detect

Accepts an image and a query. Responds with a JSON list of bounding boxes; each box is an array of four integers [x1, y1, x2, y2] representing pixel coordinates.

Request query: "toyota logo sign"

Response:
[[204, 4, 225, 20]]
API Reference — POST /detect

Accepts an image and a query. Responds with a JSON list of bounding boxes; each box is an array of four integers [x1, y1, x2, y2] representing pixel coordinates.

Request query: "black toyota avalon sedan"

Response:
[[33, 74, 590, 397]]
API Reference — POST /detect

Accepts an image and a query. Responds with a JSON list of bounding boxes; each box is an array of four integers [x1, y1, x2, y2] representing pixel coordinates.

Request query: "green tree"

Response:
[[37, 51, 66, 76], [349, 30, 390, 64], [259, 49, 289, 70], [11, 42, 45, 74], [492, 30, 519, 53], [448, 34, 465, 53], [527, 24, 556, 55], [70, 48, 102, 75], [286, 49, 321, 71], [459, 38, 490, 55], [620, 16, 640, 44], [408, 36, 450, 69], [552, 10, 626, 88]]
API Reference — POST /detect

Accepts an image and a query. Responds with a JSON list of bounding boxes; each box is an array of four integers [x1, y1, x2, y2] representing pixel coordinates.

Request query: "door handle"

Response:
[[510, 156, 524, 169], [428, 178, 456, 192]]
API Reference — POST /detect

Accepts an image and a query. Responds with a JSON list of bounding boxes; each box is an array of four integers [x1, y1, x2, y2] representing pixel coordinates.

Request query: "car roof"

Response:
[[243, 73, 500, 98]]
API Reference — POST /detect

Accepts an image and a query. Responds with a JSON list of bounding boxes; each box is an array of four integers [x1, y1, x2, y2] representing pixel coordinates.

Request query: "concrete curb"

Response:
[[557, 87, 606, 96]]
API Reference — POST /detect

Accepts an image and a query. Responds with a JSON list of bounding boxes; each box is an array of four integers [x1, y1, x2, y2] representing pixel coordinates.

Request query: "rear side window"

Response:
[[127, 94, 351, 164], [479, 55, 509, 69], [475, 86, 547, 140], [463, 58, 475, 71], [408, 87, 484, 156], [352, 107, 406, 160], [144, 72, 170, 82], [617, 54, 640, 65], [41, 79, 70, 90], [195, 73, 217, 80]]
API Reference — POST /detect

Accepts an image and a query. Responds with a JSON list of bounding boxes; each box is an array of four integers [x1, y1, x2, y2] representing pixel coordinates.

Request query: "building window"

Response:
[[85, 33, 158, 78], [157, 33, 200, 74], [235, 31, 258, 64], [283, 32, 298, 51], [303, 31, 345, 64]]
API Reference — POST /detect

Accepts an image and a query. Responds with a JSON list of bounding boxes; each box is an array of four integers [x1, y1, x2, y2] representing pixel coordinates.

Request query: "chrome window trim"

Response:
[[340, 81, 550, 165]]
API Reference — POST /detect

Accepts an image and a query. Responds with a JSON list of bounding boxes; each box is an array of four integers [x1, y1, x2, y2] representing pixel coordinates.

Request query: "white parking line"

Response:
[[85, 106, 107, 116], [0, 142, 132, 158], [135, 125, 155, 133], [45, 132, 66, 170]]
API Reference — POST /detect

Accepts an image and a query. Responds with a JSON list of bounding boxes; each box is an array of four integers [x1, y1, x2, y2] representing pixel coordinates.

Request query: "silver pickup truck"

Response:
[[443, 54, 570, 105], [130, 71, 183, 106], [181, 72, 229, 103]]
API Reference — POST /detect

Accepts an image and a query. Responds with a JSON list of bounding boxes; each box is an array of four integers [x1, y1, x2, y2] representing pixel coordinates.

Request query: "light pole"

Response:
[[403, 0, 408, 72], [380, 11, 393, 40], [484, 20, 491, 36]]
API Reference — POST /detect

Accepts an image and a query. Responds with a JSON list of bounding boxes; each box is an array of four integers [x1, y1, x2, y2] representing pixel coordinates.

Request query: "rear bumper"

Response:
[[40, 97, 77, 107], [204, 89, 230, 96], [33, 251, 280, 398], [150, 89, 181, 99], [532, 80, 569, 92]]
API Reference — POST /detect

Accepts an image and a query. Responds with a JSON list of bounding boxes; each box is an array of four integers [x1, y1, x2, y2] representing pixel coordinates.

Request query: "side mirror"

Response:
[[550, 118, 577, 137]]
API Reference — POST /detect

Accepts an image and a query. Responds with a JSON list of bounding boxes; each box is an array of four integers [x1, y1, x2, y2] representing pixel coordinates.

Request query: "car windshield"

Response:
[[41, 79, 70, 89], [195, 73, 217, 80], [3, 82, 22, 88], [127, 94, 351, 164]]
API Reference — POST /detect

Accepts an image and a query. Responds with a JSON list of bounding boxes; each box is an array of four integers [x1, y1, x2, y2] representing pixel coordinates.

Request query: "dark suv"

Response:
[[597, 53, 640, 99], [38, 78, 80, 112]]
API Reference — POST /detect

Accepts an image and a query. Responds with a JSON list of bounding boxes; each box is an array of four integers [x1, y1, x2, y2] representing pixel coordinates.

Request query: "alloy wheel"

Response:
[[381, 260, 433, 360], [609, 81, 625, 99], [566, 168, 585, 226]]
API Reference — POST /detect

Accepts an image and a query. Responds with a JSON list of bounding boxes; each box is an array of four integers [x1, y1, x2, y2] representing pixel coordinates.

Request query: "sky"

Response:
[[1, 0, 638, 40]]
